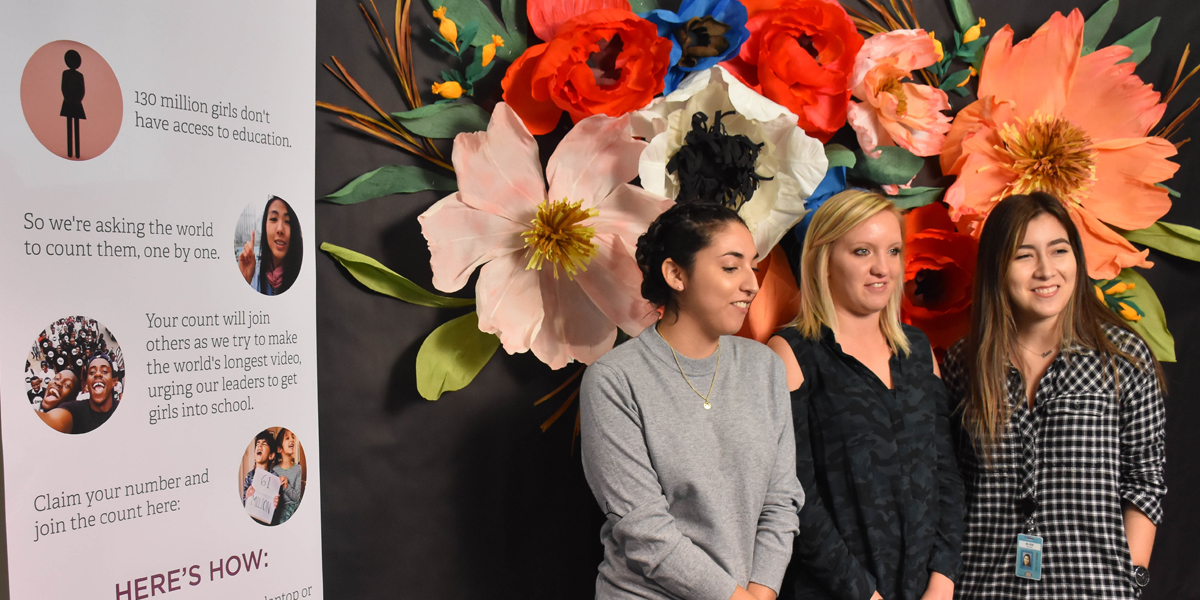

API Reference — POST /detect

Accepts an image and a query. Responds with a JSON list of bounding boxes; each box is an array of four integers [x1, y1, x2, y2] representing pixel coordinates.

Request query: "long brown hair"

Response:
[[961, 192, 1160, 461]]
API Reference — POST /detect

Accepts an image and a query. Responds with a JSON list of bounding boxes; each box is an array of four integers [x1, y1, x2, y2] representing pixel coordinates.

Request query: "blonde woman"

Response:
[[767, 190, 964, 600], [943, 193, 1165, 598]]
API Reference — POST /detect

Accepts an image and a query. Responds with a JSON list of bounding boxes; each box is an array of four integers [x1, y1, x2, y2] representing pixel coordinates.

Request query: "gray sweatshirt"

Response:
[[581, 325, 804, 600]]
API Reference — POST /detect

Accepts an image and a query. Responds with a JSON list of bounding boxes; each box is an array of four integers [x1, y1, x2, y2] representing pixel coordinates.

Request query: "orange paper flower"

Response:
[[940, 10, 1178, 279], [735, 245, 801, 343], [721, 0, 863, 142], [502, 9, 673, 135], [901, 202, 978, 353]]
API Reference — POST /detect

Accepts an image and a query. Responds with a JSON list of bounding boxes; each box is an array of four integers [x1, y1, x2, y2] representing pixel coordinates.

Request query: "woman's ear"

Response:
[[662, 258, 686, 293]]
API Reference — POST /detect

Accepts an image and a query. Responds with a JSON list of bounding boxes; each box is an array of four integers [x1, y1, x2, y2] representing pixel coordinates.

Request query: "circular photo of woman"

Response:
[[24, 316, 125, 434], [238, 427, 308, 526], [234, 196, 303, 296]]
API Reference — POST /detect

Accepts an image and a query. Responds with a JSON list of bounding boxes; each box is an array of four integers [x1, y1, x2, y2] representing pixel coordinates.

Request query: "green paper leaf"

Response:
[[501, 0, 520, 34], [848, 147, 925, 185], [456, 21, 480, 57], [465, 57, 496, 83], [950, 86, 972, 97], [322, 165, 457, 205], [1113, 17, 1160, 65], [321, 242, 474, 308], [887, 186, 944, 210], [416, 311, 501, 400], [629, 0, 662, 12], [1082, 0, 1119, 55], [939, 68, 972, 91], [824, 143, 856, 169], [1155, 182, 1181, 198], [1105, 269, 1175, 362], [947, 0, 977, 34], [392, 103, 491, 138], [422, 0, 526, 61], [1122, 221, 1200, 262], [430, 35, 458, 56], [957, 36, 989, 58]]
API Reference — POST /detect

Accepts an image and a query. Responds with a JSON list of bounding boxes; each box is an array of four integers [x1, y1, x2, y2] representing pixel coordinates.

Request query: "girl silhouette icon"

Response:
[[60, 49, 85, 159]]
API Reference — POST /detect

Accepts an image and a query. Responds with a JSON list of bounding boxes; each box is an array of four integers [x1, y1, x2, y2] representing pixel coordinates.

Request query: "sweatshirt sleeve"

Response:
[[790, 381, 878, 600], [749, 357, 804, 594], [580, 363, 739, 600], [1117, 335, 1167, 525]]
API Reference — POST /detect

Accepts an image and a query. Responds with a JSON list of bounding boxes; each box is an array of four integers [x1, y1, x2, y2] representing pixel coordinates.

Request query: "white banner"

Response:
[[0, 1, 322, 598]]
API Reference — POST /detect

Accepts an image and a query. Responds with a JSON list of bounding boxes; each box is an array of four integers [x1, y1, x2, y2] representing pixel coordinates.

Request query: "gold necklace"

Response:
[[666, 340, 720, 410]]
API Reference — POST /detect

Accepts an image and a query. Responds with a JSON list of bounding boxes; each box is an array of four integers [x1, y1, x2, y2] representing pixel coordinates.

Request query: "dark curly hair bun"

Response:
[[635, 202, 744, 312]]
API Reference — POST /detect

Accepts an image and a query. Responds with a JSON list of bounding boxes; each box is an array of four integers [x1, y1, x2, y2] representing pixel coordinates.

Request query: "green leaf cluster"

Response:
[[886, 186, 944, 210], [430, 18, 500, 98], [848, 147, 924, 186], [320, 242, 474, 308], [1082, 0, 1160, 65], [1122, 221, 1200, 262], [931, 28, 990, 97], [1094, 269, 1175, 362], [423, 0, 526, 61]]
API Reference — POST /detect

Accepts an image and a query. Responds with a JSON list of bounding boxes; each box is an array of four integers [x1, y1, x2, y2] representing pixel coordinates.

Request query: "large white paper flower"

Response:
[[632, 65, 828, 257]]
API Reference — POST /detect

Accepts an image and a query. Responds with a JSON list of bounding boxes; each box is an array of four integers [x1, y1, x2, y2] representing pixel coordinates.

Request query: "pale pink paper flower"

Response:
[[847, 29, 952, 157], [419, 103, 672, 369]]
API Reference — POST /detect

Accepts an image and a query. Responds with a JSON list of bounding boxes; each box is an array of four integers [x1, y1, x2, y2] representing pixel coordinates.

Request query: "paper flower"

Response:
[[481, 35, 504, 67], [419, 103, 672, 369], [633, 66, 827, 258], [901, 202, 978, 353], [501, 9, 673, 135], [847, 29, 952, 157], [720, 0, 864, 142], [527, 0, 632, 42], [640, 0, 750, 94], [940, 10, 1178, 279], [735, 245, 801, 343]]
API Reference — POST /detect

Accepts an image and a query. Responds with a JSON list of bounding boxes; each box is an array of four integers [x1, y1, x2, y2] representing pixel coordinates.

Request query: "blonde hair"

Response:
[[793, 189, 910, 355]]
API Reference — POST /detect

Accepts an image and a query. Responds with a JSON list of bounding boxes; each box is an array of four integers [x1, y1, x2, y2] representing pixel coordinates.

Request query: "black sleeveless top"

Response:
[[774, 325, 964, 600]]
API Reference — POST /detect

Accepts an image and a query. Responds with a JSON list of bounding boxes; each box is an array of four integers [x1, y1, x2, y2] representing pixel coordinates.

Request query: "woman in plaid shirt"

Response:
[[943, 193, 1166, 599]]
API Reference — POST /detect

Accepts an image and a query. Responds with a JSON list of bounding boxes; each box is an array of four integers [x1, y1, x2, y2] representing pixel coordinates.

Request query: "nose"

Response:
[[1032, 253, 1051, 279], [742, 264, 761, 298]]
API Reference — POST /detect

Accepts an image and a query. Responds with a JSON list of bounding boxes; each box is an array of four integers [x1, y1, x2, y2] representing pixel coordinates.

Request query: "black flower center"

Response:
[[666, 111, 773, 210], [587, 34, 625, 88], [796, 33, 819, 60], [674, 17, 731, 68], [906, 269, 944, 307]]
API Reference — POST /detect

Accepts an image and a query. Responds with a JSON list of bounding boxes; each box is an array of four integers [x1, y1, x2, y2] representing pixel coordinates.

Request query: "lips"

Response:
[[1033, 285, 1059, 297]]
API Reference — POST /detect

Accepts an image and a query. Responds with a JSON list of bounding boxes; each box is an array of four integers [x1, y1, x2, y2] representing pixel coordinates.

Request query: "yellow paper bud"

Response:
[[1117, 302, 1142, 322], [432, 81, 463, 99], [963, 18, 986, 44], [433, 6, 459, 52], [957, 66, 977, 88], [482, 35, 504, 67], [929, 32, 944, 62], [1105, 282, 1135, 295], [1095, 285, 1105, 304]]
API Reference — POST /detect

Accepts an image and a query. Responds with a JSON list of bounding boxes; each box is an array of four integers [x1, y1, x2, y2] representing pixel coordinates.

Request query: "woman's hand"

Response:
[[238, 232, 256, 284], [279, 477, 288, 490], [870, 592, 884, 600], [918, 572, 954, 600], [244, 485, 255, 500]]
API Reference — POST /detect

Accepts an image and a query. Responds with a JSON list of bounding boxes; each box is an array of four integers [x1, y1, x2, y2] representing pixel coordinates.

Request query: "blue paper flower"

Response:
[[793, 166, 847, 244], [640, 0, 750, 94]]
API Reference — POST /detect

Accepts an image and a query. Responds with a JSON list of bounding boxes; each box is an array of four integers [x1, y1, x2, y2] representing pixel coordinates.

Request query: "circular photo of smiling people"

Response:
[[238, 426, 308, 526], [233, 196, 303, 296], [24, 316, 125, 434]]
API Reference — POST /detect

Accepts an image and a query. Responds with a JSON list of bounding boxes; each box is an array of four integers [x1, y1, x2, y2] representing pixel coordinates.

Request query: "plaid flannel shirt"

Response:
[[943, 325, 1166, 599]]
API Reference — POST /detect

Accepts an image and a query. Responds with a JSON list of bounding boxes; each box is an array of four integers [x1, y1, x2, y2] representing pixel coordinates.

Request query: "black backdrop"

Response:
[[314, 0, 1200, 598]]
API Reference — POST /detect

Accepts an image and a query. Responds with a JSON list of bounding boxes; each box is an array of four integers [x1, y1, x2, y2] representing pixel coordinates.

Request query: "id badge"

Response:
[[1015, 534, 1043, 580]]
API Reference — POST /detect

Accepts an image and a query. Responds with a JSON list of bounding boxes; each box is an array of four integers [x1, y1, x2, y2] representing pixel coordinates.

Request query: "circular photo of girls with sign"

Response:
[[234, 196, 303, 296], [24, 316, 125, 434], [238, 427, 308, 525]]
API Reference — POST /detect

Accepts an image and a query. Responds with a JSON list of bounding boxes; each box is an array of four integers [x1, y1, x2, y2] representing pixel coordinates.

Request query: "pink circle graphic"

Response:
[[20, 40, 122, 161]]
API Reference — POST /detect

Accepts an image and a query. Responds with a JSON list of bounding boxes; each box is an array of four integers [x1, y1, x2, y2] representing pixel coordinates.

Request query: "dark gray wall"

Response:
[[313, 0, 1200, 598]]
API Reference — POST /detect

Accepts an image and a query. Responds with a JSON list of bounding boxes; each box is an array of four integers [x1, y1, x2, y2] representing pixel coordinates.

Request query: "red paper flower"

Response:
[[901, 203, 978, 354], [721, 0, 863, 142], [502, 9, 673, 135]]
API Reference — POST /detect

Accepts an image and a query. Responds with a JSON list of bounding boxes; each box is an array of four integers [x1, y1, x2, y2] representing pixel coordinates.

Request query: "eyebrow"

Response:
[[721, 251, 760, 260], [1017, 238, 1070, 250]]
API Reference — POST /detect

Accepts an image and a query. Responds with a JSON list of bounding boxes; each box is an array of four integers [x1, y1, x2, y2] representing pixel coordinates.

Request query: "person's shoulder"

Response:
[[1099, 322, 1155, 365], [901, 323, 930, 348], [942, 338, 969, 373], [591, 336, 651, 372]]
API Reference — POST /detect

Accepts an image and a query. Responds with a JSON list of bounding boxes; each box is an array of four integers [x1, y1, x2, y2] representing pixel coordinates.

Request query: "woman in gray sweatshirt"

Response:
[[581, 202, 805, 600]]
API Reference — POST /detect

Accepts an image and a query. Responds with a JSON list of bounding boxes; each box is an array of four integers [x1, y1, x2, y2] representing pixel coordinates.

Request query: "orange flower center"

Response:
[[876, 77, 908, 117], [522, 199, 599, 280], [995, 115, 1096, 205]]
